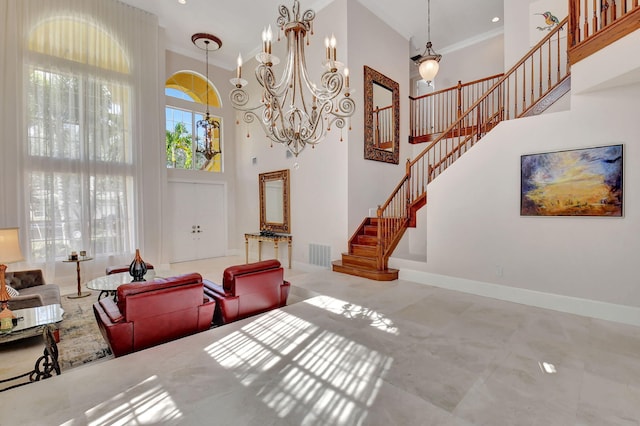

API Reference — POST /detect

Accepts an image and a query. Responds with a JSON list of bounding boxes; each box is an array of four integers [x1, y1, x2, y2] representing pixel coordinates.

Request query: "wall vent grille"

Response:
[[309, 244, 331, 268]]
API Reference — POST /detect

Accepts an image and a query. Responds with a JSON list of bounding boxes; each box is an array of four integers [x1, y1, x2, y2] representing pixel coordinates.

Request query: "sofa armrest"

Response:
[[203, 279, 229, 298], [203, 279, 239, 325], [280, 280, 291, 307], [197, 298, 216, 329], [99, 298, 124, 323], [93, 302, 134, 357], [7, 294, 44, 310]]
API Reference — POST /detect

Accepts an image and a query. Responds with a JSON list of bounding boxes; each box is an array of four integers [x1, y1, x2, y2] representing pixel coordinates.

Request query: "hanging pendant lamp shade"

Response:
[[415, 0, 441, 83], [418, 43, 440, 82]]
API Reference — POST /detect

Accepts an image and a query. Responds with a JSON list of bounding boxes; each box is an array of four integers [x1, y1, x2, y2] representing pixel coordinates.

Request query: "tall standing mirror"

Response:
[[364, 66, 400, 164], [259, 169, 290, 233]]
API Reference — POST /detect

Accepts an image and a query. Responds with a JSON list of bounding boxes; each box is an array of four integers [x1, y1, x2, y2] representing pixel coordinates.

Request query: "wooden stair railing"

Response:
[[409, 74, 504, 144], [569, 0, 640, 64], [334, 17, 571, 281]]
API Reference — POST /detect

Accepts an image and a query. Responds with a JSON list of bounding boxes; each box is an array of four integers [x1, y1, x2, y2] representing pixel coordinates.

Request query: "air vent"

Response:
[[309, 244, 331, 268]]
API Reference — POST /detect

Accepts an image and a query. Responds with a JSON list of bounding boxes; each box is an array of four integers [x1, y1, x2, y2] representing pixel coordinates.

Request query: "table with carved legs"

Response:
[[244, 233, 292, 269]]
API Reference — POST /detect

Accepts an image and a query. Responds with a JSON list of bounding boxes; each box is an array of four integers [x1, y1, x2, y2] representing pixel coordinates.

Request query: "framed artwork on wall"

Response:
[[521, 144, 623, 217]]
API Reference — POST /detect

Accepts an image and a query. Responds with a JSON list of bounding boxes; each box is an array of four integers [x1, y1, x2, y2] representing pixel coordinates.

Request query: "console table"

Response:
[[244, 233, 292, 269]]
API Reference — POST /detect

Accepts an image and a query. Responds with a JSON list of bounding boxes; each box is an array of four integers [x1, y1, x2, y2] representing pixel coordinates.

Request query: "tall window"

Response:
[[25, 17, 135, 261], [165, 71, 222, 172]]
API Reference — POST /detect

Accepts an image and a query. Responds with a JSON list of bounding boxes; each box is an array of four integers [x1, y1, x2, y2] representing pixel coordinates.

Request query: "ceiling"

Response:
[[120, 0, 504, 71]]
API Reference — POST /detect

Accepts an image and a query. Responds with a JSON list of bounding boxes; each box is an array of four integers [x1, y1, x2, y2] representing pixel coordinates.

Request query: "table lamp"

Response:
[[0, 228, 25, 331]]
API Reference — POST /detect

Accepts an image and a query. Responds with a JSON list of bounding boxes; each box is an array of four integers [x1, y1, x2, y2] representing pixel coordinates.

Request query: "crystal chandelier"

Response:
[[414, 0, 442, 83], [192, 33, 222, 161], [230, 0, 355, 157]]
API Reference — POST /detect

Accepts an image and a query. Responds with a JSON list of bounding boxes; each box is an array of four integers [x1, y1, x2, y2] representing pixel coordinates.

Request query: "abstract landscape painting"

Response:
[[521, 145, 623, 216]]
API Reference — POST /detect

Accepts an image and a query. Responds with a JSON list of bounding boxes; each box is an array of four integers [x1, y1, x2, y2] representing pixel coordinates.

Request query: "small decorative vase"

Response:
[[129, 249, 147, 282], [0, 303, 15, 332]]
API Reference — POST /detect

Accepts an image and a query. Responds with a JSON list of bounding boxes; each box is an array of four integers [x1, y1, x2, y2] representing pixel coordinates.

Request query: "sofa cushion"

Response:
[[99, 298, 124, 323], [5, 270, 46, 290], [19, 285, 61, 307]]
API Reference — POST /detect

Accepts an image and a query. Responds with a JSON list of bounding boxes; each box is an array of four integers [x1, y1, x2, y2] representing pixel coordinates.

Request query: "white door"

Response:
[[168, 182, 226, 262]]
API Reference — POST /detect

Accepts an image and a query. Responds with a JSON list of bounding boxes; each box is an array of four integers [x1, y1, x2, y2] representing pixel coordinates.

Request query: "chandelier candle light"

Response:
[[230, 0, 355, 157], [192, 33, 222, 162]]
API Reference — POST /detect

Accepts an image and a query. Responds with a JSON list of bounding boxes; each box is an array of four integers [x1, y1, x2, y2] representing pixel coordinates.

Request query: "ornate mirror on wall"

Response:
[[364, 65, 400, 164], [259, 169, 290, 233]]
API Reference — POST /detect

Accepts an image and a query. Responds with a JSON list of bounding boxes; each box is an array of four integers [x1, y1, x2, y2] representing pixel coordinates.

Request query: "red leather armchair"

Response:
[[203, 260, 290, 326], [93, 273, 215, 357]]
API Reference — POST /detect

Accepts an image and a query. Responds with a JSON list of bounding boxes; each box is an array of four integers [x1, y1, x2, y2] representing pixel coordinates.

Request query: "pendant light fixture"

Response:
[[415, 0, 442, 83], [192, 33, 222, 161], [230, 0, 355, 157]]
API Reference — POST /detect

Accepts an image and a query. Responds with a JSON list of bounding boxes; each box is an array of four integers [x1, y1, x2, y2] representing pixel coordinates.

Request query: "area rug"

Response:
[[58, 292, 113, 370]]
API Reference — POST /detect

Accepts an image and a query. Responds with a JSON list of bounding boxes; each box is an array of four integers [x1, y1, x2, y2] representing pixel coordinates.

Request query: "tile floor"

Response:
[[2, 256, 640, 425]]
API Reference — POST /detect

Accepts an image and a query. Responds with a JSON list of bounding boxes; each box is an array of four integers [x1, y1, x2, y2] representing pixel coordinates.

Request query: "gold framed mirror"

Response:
[[364, 66, 400, 164], [259, 169, 290, 233]]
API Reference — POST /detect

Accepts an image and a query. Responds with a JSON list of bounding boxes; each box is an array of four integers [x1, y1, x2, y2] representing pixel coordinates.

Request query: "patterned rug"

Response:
[[58, 292, 113, 370]]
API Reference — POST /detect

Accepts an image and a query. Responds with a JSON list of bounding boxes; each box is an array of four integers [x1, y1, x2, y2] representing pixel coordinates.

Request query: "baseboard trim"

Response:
[[399, 268, 640, 327]]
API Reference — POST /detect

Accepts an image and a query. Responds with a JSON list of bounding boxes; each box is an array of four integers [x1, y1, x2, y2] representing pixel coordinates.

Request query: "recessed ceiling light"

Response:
[[492, 16, 500, 23], [178, 0, 186, 4]]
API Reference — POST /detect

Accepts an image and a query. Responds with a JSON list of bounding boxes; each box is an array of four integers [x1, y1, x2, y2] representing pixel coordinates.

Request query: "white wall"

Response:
[[429, 34, 505, 90], [504, 0, 568, 70], [504, 0, 533, 69], [233, 0, 350, 267], [346, 0, 410, 236], [162, 50, 237, 263], [400, 81, 640, 308], [391, 23, 640, 323]]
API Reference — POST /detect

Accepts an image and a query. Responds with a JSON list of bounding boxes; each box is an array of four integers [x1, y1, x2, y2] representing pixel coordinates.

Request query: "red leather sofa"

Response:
[[203, 260, 291, 326], [93, 273, 215, 357]]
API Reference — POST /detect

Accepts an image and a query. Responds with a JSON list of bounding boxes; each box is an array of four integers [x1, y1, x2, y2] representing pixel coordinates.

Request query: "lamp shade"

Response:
[[419, 59, 440, 83], [0, 228, 24, 264]]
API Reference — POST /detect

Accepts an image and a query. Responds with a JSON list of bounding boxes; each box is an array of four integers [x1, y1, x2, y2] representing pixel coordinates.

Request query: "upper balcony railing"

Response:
[[569, 0, 640, 63], [409, 74, 504, 144]]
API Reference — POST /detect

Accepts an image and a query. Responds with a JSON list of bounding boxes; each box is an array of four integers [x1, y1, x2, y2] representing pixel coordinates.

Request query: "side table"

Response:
[[63, 257, 93, 299]]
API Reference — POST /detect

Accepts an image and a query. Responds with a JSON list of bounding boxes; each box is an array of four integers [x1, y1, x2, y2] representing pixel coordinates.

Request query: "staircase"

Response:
[[334, 1, 640, 281], [334, 2, 640, 281], [334, 17, 573, 280]]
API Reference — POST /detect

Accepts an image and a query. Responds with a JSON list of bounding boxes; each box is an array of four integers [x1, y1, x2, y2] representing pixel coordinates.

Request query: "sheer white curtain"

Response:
[[1, 0, 161, 280]]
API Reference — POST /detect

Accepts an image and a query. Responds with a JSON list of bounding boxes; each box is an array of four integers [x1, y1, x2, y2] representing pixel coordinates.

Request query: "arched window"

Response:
[[165, 71, 222, 172], [25, 14, 135, 261]]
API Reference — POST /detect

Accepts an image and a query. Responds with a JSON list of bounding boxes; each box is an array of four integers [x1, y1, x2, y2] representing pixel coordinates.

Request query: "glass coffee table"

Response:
[[0, 304, 64, 344], [86, 269, 174, 300]]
